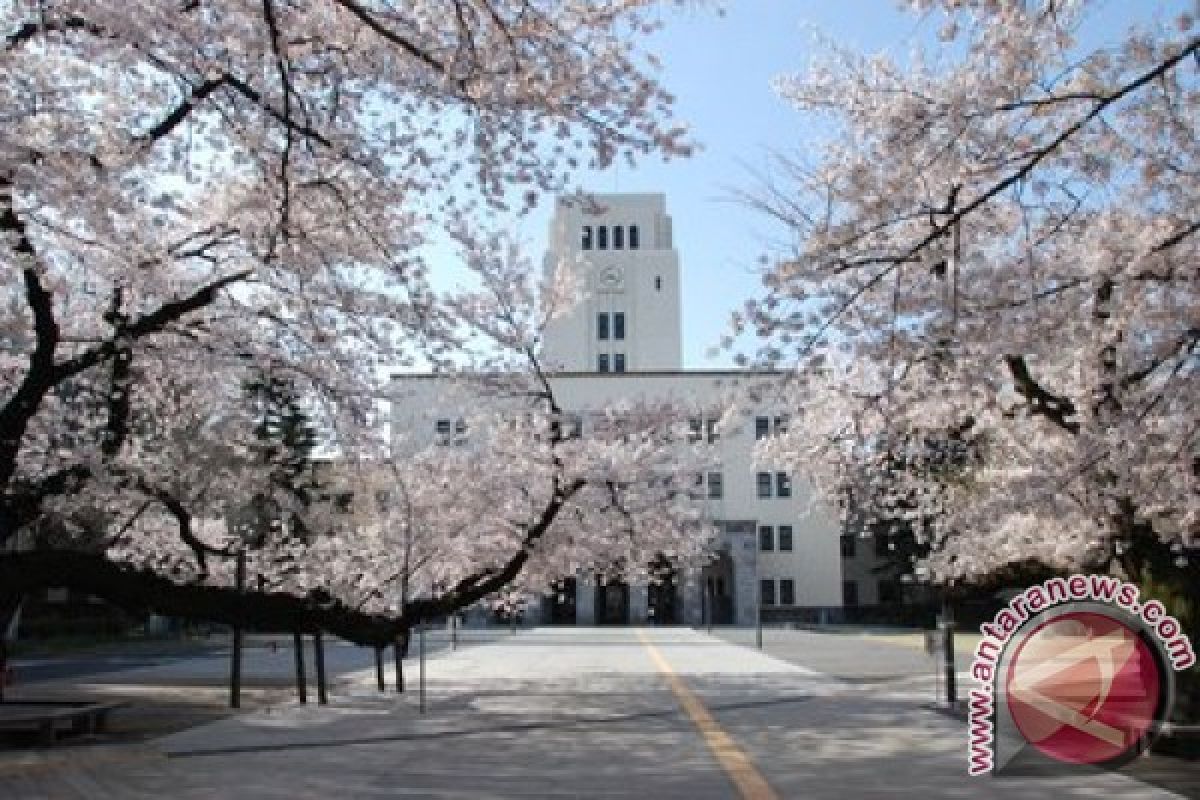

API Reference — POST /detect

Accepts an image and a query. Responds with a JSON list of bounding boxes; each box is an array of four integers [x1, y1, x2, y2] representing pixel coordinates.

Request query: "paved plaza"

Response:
[[0, 627, 1194, 799]]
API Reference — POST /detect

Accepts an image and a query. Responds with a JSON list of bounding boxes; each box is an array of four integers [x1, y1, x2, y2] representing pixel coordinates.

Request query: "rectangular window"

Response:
[[776, 472, 791, 498], [778, 525, 793, 551], [688, 417, 702, 443], [597, 225, 608, 250], [840, 535, 856, 558], [756, 472, 772, 498], [760, 579, 776, 606], [454, 418, 467, 435], [755, 416, 770, 440], [613, 311, 625, 340], [759, 525, 774, 551], [613, 225, 624, 249], [597, 312, 609, 340], [707, 472, 723, 499], [614, 353, 626, 373], [654, 275, 662, 291], [597, 353, 610, 373], [582, 226, 593, 250], [780, 579, 795, 606], [843, 580, 859, 607], [875, 533, 890, 556], [774, 415, 789, 435], [705, 418, 719, 443], [629, 225, 639, 249], [435, 418, 452, 436]]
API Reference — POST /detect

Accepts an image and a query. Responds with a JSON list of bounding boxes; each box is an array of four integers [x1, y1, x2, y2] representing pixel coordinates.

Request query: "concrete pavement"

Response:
[[1, 627, 1189, 799]]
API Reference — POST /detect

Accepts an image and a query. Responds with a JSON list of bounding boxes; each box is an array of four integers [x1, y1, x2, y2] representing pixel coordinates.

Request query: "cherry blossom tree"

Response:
[[1, 1, 699, 639], [745, 1, 1197, 588]]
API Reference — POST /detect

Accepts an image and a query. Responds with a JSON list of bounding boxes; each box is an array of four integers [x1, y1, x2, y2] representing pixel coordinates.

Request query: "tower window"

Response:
[[597, 353, 610, 373], [756, 472, 772, 498], [655, 276, 662, 291], [582, 226, 593, 250], [629, 225, 640, 249], [614, 353, 626, 373], [613, 311, 625, 340], [776, 472, 792, 498], [613, 225, 624, 249], [597, 312, 609, 340], [755, 416, 770, 440], [707, 471, 723, 499], [597, 225, 608, 250]]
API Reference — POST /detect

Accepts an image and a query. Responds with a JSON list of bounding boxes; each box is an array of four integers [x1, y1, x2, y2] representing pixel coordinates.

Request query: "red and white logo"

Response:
[[1004, 610, 1163, 765]]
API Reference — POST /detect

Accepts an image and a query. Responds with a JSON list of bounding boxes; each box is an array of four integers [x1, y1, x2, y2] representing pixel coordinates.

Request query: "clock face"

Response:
[[597, 265, 624, 291]]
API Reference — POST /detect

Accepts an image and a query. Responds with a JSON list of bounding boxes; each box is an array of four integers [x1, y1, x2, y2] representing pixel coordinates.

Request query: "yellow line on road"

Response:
[[637, 631, 779, 800]]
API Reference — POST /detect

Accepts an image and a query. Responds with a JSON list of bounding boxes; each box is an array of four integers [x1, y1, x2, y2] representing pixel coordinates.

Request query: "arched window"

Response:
[[613, 225, 624, 249], [597, 225, 608, 249], [628, 225, 640, 249]]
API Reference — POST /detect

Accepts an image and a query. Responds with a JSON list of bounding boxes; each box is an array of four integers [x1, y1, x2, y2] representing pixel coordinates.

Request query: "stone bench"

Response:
[[0, 700, 128, 745]]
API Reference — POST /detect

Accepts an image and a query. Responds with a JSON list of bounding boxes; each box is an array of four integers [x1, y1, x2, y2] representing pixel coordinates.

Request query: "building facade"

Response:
[[392, 193, 843, 625]]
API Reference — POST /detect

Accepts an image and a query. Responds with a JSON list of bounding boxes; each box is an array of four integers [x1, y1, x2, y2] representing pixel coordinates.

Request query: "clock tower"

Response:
[[541, 193, 683, 373]]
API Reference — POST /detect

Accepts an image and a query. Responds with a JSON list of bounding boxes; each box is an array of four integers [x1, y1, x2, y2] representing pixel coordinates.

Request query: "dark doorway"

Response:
[[548, 577, 576, 625], [595, 581, 629, 625], [702, 553, 734, 625], [647, 556, 679, 625]]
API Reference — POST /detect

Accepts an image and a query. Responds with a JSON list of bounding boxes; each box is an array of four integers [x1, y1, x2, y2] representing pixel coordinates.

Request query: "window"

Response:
[[707, 472, 723, 499], [705, 418, 719, 443], [774, 415, 789, 435], [597, 353, 610, 373], [597, 225, 608, 250], [875, 533, 890, 556], [582, 226, 593, 250], [776, 472, 791, 498], [597, 312, 609, 340], [759, 525, 774, 551], [756, 472, 772, 498], [778, 525, 793, 552], [840, 535, 856, 558], [760, 579, 776, 606], [613, 311, 625, 340], [654, 275, 662, 291], [629, 224, 640, 249], [435, 418, 452, 436], [688, 417, 703, 443], [843, 580, 859, 607], [454, 418, 467, 435], [780, 579, 795, 606], [614, 353, 626, 373], [755, 416, 770, 440], [613, 225, 624, 249]]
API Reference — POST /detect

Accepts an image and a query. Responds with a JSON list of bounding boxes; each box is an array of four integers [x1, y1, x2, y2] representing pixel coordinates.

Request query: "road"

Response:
[[1, 627, 1192, 799]]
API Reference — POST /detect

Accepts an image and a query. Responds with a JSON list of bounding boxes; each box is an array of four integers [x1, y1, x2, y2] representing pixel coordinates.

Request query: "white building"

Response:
[[392, 193, 843, 625]]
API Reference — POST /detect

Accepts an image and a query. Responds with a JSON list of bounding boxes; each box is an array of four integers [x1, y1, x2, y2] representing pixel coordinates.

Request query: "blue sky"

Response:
[[433, 0, 1187, 369]]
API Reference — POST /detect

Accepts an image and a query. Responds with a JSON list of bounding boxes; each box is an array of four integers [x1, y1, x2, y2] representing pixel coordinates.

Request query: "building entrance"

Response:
[[595, 581, 629, 625], [547, 577, 577, 624], [647, 557, 679, 624]]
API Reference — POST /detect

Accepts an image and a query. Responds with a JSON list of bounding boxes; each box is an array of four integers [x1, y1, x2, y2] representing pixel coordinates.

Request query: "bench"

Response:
[[0, 701, 128, 746]]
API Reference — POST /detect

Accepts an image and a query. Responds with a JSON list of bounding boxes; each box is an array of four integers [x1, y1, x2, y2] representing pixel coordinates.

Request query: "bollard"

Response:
[[375, 645, 386, 692], [314, 630, 328, 705], [394, 636, 405, 693], [293, 632, 307, 704], [419, 624, 426, 714], [940, 601, 957, 708], [230, 550, 246, 709]]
